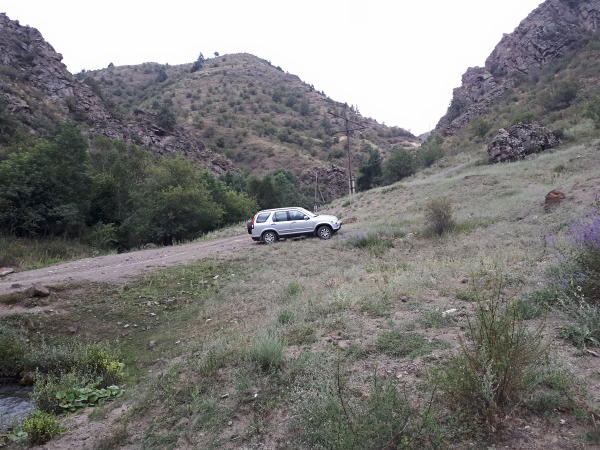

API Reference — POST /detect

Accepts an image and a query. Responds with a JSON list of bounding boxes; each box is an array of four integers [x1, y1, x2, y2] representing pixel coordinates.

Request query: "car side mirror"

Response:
[[304, 216, 309, 220]]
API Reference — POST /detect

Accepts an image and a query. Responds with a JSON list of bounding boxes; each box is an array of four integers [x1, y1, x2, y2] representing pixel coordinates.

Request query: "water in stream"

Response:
[[0, 385, 34, 431]]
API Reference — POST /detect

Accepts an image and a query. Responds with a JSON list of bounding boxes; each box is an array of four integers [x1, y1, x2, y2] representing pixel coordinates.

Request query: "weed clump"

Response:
[[377, 331, 451, 358], [249, 331, 286, 370], [31, 372, 94, 413], [342, 230, 394, 254], [0, 324, 27, 378], [26, 340, 124, 387], [21, 411, 65, 445], [283, 281, 302, 297], [294, 363, 450, 449], [424, 197, 455, 236], [436, 279, 548, 431]]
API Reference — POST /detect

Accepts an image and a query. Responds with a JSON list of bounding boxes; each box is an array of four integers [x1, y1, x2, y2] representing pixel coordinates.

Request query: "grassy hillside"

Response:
[[79, 53, 418, 178], [2, 133, 600, 448]]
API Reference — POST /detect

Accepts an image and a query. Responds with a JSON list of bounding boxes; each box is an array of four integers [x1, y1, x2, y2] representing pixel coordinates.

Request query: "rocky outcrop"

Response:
[[486, 0, 600, 77], [436, 0, 600, 137], [435, 67, 511, 137], [487, 123, 559, 162], [0, 13, 237, 175], [299, 164, 349, 199]]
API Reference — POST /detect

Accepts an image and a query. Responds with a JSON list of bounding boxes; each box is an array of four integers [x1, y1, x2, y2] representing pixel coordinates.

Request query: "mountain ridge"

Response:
[[435, 0, 600, 137]]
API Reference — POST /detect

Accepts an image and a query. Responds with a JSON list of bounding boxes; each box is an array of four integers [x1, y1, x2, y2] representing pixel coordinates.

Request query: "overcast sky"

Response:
[[3, 0, 543, 135]]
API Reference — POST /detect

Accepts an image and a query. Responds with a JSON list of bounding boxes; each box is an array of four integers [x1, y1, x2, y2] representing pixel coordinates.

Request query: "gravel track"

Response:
[[0, 235, 257, 295]]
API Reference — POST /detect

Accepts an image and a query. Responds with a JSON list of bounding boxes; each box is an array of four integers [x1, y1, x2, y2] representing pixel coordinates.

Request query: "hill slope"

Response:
[[0, 13, 419, 198], [435, 0, 600, 143], [82, 54, 419, 192], [0, 13, 237, 174]]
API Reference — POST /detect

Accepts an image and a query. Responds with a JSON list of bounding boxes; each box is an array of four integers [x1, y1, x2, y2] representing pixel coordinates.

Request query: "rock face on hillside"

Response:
[[299, 164, 349, 199], [0, 13, 236, 174], [436, 0, 600, 137], [487, 123, 559, 163]]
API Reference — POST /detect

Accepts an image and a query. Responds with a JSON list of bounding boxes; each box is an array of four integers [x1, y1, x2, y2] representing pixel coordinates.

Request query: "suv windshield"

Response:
[[297, 208, 315, 218]]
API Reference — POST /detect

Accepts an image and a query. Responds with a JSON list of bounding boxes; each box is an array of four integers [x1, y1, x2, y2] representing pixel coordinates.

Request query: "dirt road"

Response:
[[0, 235, 257, 295]]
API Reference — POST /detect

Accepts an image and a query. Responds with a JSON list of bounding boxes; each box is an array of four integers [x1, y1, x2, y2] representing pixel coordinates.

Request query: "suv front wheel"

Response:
[[317, 226, 332, 240], [261, 230, 278, 244]]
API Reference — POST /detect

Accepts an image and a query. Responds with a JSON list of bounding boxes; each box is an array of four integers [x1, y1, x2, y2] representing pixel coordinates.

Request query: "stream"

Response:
[[0, 385, 34, 431]]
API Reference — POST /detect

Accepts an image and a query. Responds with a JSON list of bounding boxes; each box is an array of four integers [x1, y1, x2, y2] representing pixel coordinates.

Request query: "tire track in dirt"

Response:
[[0, 235, 258, 295]]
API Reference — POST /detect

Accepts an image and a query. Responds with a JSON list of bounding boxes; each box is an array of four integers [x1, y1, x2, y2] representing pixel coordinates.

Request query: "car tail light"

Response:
[[251, 217, 255, 229]]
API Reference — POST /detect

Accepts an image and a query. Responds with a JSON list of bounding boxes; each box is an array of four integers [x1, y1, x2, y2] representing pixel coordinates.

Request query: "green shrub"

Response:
[[418, 144, 444, 167], [88, 222, 118, 249], [424, 197, 455, 236], [513, 298, 543, 320], [284, 281, 302, 297], [249, 331, 286, 370], [277, 310, 296, 324], [511, 111, 534, 125], [0, 325, 27, 377], [471, 117, 492, 138], [435, 283, 547, 430], [557, 324, 599, 348], [382, 147, 415, 184], [25, 340, 123, 386], [21, 411, 64, 445], [55, 379, 123, 412], [357, 148, 382, 191]]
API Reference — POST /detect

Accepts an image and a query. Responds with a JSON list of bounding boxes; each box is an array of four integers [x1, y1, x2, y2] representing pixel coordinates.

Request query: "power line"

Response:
[[328, 110, 367, 195]]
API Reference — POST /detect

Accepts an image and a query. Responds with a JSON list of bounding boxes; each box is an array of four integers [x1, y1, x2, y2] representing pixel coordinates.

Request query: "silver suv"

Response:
[[247, 207, 342, 243]]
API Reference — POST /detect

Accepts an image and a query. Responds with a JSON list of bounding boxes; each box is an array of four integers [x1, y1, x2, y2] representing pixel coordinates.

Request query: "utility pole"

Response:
[[314, 171, 318, 213], [313, 170, 325, 213], [329, 111, 367, 195]]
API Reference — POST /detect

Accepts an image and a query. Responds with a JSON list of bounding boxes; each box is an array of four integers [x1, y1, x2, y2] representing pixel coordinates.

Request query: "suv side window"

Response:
[[288, 210, 305, 221], [256, 213, 270, 223], [273, 211, 288, 222]]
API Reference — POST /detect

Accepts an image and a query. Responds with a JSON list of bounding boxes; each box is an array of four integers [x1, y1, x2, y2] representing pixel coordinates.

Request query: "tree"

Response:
[[382, 148, 415, 184], [124, 157, 223, 246], [0, 122, 92, 236], [157, 105, 176, 131], [470, 117, 492, 139], [299, 100, 310, 116], [190, 53, 205, 73], [357, 148, 382, 191], [155, 69, 167, 83], [214, 52, 219, 57]]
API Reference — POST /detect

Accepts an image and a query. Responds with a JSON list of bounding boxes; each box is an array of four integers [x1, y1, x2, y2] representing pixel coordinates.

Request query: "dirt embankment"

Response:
[[0, 235, 257, 295]]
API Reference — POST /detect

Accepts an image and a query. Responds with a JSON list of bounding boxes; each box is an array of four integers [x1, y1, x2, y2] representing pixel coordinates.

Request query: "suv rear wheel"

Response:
[[317, 226, 332, 240], [261, 230, 278, 244]]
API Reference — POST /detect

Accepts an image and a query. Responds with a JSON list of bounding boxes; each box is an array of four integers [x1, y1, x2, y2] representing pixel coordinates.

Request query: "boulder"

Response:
[[0, 267, 14, 277], [28, 282, 49, 297], [143, 243, 156, 250], [545, 189, 566, 208], [487, 123, 558, 163], [18, 372, 34, 386]]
